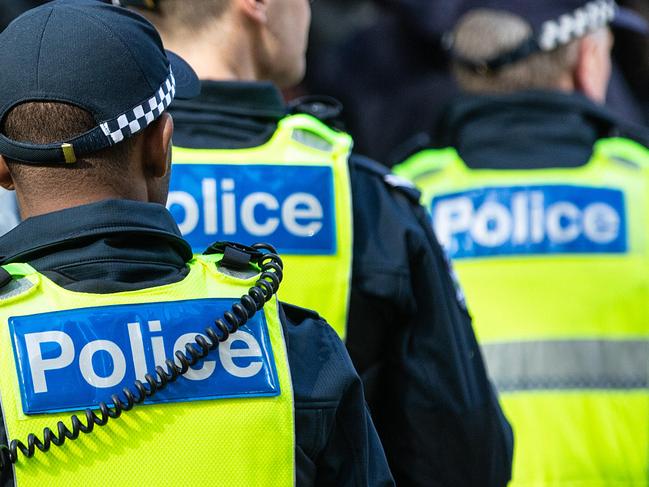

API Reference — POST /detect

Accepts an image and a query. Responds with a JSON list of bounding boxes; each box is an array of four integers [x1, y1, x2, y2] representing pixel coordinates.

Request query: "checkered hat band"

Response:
[[539, 0, 616, 51], [100, 69, 176, 145]]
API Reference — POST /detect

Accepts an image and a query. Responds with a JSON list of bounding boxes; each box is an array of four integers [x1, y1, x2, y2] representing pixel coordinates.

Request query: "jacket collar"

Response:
[[436, 90, 629, 169], [0, 199, 192, 265], [172, 80, 286, 120], [169, 80, 286, 150]]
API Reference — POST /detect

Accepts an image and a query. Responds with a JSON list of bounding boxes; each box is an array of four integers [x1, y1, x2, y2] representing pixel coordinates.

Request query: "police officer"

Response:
[[395, 1, 649, 485], [126, 1, 514, 486], [0, 2, 392, 486]]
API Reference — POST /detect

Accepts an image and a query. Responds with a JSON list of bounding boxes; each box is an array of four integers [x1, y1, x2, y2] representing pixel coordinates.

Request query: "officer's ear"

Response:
[[0, 156, 15, 191], [238, 0, 269, 25], [573, 29, 613, 104], [143, 112, 174, 179]]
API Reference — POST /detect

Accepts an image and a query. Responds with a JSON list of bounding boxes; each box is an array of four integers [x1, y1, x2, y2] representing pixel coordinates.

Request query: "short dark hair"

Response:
[[452, 10, 581, 94], [2, 101, 137, 191], [142, 0, 230, 34]]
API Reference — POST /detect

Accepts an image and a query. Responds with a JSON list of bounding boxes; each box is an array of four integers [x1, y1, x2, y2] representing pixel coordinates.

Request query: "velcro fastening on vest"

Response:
[[222, 245, 253, 270]]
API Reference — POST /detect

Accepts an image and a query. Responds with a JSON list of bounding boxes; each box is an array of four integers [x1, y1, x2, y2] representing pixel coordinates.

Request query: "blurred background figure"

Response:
[[305, 0, 649, 165], [610, 0, 649, 123], [0, 0, 46, 236], [395, 1, 649, 486], [306, 0, 462, 164]]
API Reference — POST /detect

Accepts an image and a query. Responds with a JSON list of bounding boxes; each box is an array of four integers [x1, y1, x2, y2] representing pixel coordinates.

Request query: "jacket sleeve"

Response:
[[346, 155, 513, 487], [0, 411, 11, 487], [280, 302, 394, 487]]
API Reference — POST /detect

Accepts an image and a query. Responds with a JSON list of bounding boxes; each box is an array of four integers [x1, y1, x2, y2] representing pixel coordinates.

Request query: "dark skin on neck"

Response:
[[0, 113, 175, 220]]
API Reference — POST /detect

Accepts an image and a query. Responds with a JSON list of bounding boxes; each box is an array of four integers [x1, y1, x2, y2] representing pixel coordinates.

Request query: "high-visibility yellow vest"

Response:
[[168, 114, 354, 339], [395, 138, 649, 487], [0, 254, 295, 486]]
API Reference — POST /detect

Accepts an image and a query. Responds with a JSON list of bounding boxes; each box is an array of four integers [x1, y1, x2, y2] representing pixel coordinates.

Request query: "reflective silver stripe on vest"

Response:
[[482, 339, 649, 392], [0, 278, 33, 301]]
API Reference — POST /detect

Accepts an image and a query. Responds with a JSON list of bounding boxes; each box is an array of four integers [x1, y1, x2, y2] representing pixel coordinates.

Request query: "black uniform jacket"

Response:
[[169, 81, 514, 487], [0, 200, 394, 487]]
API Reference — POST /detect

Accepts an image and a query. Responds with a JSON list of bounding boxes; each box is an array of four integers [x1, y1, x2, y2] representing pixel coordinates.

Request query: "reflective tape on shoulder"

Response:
[[0, 278, 34, 301], [482, 339, 649, 392]]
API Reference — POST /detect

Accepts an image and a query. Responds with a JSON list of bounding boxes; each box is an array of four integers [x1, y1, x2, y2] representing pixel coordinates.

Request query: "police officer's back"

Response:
[[0, 2, 391, 486], [395, 1, 649, 485], [129, 1, 515, 486]]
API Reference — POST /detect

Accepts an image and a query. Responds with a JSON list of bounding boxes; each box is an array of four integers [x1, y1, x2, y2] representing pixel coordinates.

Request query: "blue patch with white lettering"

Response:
[[168, 164, 336, 254], [431, 185, 627, 259], [9, 299, 280, 415]]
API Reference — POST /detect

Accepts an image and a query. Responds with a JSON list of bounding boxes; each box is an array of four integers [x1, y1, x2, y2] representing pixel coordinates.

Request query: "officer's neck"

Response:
[[16, 187, 152, 220], [160, 28, 266, 83]]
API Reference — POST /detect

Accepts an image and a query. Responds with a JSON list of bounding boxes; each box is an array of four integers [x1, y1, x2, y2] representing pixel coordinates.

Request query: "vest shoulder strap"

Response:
[[352, 154, 421, 203], [394, 147, 459, 181], [279, 114, 353, 155], [0, 276, 34, 301], [596, 137, 649, 169], [0, 263, 38, 301], [196, 251, 262, 280], [288, 95, 344, 127], [2, 262, 37, 277]]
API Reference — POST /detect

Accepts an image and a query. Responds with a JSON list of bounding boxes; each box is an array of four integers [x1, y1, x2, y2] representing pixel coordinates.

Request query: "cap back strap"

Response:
[[0, 127, 110, 165], [0, 69, 175, 165], [451, 0, 617, 73], [452, 36, 540, 74]]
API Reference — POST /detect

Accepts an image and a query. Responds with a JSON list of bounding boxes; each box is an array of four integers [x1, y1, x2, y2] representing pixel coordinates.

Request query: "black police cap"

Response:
[[0, 0, 200, 164], [451, 0, 649, 72]]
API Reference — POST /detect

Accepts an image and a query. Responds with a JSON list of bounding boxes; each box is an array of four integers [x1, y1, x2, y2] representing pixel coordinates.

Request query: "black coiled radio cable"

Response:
[[0, 243, 283, 471]]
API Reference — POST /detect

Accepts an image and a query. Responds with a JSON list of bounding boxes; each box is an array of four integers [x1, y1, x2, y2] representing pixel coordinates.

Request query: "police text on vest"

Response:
[[9, 298, 280, 414], [168, 164, 336, 254], [432, 185, 627, 258]]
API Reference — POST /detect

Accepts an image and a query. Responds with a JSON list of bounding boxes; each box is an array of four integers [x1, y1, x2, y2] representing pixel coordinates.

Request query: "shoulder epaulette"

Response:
[[597, 135, 649, 169], [280, 301, 322, 324], [352, 155, 422, 203], [288, 95, 345, 131]]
